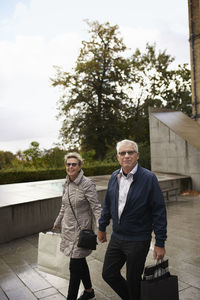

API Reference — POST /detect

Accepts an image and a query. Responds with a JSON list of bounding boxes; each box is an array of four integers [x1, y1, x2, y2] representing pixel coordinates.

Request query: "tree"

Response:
[[123, 44, 192, 143], [52, 22, 191, 160], [42, 147, 66, 168], [0, 151, 15, 169], [23, 141, 43, 168], [51, 20, 133, 160]]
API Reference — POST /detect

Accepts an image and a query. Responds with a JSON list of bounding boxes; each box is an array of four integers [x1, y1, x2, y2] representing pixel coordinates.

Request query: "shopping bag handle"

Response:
[[156, 258, 164, 265], [50, 228, 61, 234]]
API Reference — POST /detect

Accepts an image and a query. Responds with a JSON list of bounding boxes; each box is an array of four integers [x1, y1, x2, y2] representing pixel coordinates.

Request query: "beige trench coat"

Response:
[[54, 170, 102, 258]]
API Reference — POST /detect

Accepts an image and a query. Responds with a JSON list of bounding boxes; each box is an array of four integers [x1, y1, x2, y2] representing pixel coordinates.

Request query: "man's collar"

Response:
[[120, 163, 138, 177]]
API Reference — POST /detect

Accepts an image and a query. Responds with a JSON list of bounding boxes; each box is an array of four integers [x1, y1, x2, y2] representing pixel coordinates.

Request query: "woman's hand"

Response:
[[52, 225, 60, 231]]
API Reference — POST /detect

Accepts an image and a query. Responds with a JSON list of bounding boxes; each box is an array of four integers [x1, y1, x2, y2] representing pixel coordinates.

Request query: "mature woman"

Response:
[[53, 152, 101, 300]]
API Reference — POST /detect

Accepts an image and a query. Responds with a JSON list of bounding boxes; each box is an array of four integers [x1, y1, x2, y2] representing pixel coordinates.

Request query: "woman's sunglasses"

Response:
[[66, 163, 78, 167]]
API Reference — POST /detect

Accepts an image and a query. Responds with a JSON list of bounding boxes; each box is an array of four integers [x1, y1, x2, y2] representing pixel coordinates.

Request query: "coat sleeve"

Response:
[[150, 175, 167, 247], [53, 185, 66, 228], [98, 181, 112, 232], [84, 181, 102, 227]]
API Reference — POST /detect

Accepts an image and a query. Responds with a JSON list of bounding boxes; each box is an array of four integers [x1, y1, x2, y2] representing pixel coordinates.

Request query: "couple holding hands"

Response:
[[53, 139, 167, 300]]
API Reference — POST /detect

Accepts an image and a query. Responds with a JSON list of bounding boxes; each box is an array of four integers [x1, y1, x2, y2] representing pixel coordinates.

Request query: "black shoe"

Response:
[[77, 289, 95, 300]]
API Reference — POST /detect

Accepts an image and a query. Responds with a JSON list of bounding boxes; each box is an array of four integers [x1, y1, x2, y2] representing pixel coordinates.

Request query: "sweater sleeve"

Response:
[[150, 175, 167, 247]]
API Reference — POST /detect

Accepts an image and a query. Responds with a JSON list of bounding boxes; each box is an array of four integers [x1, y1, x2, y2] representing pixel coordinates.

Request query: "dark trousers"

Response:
[[67, 257, 92, 300], [102, 235, 150, 300]]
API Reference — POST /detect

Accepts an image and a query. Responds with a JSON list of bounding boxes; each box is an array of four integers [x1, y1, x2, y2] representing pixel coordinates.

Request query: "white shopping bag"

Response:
[[37, 232, 69, 279]]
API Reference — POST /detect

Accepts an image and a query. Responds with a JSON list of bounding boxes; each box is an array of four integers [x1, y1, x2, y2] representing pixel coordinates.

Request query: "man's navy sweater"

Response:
[[98, 165, 167, 247]]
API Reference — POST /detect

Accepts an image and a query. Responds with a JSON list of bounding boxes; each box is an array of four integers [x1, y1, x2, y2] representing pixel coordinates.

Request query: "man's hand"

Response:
[[153, 246, 166, 260], [98, 230, 107, 243]]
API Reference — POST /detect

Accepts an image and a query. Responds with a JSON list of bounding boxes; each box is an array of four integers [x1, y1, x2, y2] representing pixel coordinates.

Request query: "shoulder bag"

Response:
[[67, 184, 97, 250]]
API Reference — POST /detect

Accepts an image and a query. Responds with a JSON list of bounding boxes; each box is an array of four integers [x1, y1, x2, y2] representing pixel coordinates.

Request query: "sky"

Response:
[[0, 0, 190, 154]]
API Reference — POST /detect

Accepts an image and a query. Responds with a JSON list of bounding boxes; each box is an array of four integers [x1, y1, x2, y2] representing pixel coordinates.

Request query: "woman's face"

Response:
[[65, 158, 81, 181]]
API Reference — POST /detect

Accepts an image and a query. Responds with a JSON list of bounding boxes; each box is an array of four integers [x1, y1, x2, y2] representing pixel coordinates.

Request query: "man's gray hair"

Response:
[[64, 152, 83, 166], [116, 140, 139, 153]]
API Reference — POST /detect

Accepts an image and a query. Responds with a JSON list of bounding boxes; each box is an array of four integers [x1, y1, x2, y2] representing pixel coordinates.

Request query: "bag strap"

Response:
[[67, 183, 82, 230]]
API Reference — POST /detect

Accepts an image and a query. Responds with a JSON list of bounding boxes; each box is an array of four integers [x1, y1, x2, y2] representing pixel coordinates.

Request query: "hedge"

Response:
[[0, 163, 119, 185]]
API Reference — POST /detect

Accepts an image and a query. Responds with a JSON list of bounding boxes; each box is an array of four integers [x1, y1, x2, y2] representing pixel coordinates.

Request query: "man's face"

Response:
[[116, 143, 139, 173]]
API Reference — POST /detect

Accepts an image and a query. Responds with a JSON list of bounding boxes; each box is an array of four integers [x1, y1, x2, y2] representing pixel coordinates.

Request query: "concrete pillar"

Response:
[[188, 0, 200, 124]]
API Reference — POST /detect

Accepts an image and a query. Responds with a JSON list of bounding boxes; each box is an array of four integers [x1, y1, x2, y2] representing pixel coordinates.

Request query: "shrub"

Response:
[[0, 163, 119, 184]]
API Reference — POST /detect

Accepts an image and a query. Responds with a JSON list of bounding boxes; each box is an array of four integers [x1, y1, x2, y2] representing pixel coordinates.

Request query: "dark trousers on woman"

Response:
[[67, 257, 92, 300], [102, 235, 150, 300]]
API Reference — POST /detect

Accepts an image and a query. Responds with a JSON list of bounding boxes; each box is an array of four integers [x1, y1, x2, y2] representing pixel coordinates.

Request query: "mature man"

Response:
[[98, 139, 167, 300]]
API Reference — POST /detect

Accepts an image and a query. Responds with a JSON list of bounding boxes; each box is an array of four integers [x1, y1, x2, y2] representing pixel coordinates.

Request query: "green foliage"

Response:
[[0, 163, 120, 184], [42, 147, 67, 168], [51, 20, 133, 160], [123, 44, 192, 144], [0, 151, 16, 169], [0, 141, 151, 184], [0, 142, 67, 172], [83, 163, 119, 176], [51, 22, 192, 160], [0, 168, 66, 184], [23, 141, 44, 168], [81, 149, 96, 163], [137, 142, 151, 170]]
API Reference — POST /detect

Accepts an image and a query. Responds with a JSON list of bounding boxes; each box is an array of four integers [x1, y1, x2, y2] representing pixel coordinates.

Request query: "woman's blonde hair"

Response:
[[64, 152, 83, 166]]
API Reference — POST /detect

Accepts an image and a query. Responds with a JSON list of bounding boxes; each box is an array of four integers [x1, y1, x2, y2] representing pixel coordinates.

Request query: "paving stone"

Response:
[[41, 294, 66, 300], [87, 258, 125, 298], [110, 295, 121, 300], [191, 279, 200, 290], [0, 258, 37, 300], [24, 234, 39, 248], [0, 287, 8, 300], [178, 280, 190, 291], [0, 237, 38, 266], [179, 286, 200, 300], [36, 268, 69, 289], [3, 288, 37, 300], [183, 256, 200, 267], [92, 288, 114, 300], [34, 287, 58, 298], [170, 266, 200, 288], [174, 261, 200, 278], [2, 254, 51, 292], [58, 286, 68, 297]]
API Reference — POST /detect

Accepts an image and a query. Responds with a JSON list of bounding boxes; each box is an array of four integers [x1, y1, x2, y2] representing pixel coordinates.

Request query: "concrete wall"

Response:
[[0, 189, 107, 244], [188, 0, 200, 123], [149, 113, 200, 191]]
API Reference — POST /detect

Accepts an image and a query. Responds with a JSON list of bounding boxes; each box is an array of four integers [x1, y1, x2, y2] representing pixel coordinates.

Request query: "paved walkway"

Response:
[[0, 193, 200, 299]]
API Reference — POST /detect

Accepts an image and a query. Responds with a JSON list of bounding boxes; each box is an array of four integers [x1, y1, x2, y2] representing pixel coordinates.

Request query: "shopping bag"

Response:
[[37, 232, 69, 279], [141, 275, 179, 300], [141, 259, 179, 300], [143, 259, 169, 280]]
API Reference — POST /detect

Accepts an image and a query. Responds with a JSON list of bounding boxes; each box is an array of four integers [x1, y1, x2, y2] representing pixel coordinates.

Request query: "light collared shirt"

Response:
[[118, 163, 138, 219]]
